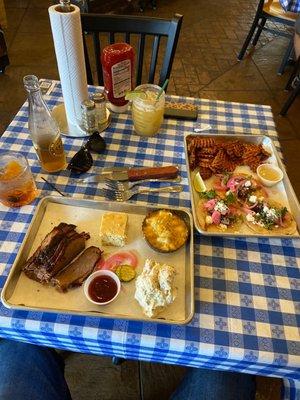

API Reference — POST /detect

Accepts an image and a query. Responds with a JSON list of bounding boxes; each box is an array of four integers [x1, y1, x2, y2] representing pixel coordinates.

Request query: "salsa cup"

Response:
[[83, 270, 121, 306]]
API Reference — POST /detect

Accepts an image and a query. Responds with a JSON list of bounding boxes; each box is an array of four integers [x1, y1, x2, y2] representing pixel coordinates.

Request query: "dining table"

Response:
[[0, 79, 299, 400]]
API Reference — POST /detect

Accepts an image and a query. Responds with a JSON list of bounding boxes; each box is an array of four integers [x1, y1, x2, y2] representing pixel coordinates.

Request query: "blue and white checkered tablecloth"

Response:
[[279, 0, 300, 13], [0, 81, 299, 400]]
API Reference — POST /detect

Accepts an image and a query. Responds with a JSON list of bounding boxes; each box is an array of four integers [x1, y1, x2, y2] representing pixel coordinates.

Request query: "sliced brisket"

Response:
[[52, 246, 102, 292], [22, 223, 90, 283]]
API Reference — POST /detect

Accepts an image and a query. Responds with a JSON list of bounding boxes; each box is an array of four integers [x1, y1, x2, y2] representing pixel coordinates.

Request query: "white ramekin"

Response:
[[84, 270, 121, 306]]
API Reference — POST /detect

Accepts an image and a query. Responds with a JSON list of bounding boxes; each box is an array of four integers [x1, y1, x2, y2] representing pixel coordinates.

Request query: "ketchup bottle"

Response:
[[101, 43, 135, 113]]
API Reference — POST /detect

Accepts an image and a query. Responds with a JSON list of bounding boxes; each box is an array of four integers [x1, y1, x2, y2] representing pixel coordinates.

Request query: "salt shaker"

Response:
[[92, 92, 107, 128], [81, 99, 96, 134]]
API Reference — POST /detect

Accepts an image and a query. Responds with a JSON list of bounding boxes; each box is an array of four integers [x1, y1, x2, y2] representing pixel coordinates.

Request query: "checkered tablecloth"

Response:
[[279, 0, 300, 13], [0, 81, 299, 400]]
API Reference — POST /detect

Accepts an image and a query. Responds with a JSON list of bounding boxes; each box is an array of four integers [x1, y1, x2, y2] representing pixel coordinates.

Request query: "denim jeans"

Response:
[[0, 339, 72, 400], [0, 339, 256, 400], [171, 367, 256, 400]]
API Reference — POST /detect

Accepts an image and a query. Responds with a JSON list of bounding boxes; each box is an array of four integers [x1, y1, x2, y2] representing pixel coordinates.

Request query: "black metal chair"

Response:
[[81, 13, 183, 89], [0, 25, 9, 74], [238, 0, 298, 75]]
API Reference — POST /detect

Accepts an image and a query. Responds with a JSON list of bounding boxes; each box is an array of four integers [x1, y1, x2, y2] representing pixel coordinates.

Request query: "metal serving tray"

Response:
[[184, 133, 300, 237], [1, 196, 194, 325]]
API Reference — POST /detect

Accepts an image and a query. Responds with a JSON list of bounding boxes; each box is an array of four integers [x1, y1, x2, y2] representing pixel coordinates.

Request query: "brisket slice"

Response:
[[52, 246, 102, 292], [22, 223, 76, 271], [22, 223, 90, 284]]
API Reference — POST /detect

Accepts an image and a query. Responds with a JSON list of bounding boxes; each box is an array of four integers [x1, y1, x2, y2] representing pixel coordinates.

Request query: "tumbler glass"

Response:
[[131, 84, 165, 136], [0, 152, 38, 207]]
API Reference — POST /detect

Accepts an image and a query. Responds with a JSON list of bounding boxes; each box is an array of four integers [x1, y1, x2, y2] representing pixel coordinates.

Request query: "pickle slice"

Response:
[[115, 264, 136, 282]]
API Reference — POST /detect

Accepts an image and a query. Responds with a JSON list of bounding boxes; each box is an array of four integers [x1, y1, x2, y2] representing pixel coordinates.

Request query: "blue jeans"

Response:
[[0, 339, 256, 400], [0, 339, 71, 400], [171, 367, 256, 400]]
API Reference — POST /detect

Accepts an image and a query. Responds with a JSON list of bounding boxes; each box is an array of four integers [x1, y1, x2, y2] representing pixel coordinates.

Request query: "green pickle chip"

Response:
[[115, 264, 136, 282]]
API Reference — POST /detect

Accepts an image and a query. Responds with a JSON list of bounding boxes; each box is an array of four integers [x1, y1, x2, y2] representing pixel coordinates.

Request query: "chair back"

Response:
[[81, 13, 183, 89]]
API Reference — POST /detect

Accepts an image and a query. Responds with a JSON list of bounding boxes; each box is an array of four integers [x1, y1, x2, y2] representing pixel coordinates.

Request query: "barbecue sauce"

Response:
[[88, 275, 118, 303]]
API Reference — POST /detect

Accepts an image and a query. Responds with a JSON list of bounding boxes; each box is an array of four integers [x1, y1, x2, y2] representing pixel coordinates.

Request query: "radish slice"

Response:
[[227, 177, 239, 192], [96, 251, 138, 271], [204, 199, 217, 211]]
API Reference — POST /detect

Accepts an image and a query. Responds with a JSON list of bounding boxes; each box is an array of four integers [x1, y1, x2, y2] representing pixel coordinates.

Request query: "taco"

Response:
[[244, 199, 297, 235], [196, 190, 243, 233]]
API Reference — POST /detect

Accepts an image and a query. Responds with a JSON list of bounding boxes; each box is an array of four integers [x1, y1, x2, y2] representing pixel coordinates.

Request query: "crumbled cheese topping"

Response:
[[246, 214, 255, 222], [262, 206, 277, 221], [214, 201, 229, 215], [244, 180, 251, 188], [219, 223, 227, 230], [248, 195, 257, 204]]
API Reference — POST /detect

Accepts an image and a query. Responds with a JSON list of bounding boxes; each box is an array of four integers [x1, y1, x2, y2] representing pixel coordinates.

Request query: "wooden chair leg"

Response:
[[252, 16, 266, 46], [278, 36, 294, 75], [280, 80, 300, 115], [237, 0, 264, 60]]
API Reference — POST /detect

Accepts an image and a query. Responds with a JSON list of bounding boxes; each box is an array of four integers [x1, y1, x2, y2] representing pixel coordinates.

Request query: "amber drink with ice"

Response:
[[132, 84, 165, 136], [0, 153, 37, 207]]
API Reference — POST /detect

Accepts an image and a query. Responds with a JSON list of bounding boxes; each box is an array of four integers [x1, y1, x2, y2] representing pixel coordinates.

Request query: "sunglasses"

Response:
[[67, 131, 106, 174]]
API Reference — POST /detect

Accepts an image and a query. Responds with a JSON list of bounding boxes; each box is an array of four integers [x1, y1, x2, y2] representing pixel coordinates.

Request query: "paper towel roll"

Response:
[[49, 4, 88, 128]]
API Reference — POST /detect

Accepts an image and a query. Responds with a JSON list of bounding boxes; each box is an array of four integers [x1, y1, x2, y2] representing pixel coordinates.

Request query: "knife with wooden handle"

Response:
[[83, 165, 179, 183]]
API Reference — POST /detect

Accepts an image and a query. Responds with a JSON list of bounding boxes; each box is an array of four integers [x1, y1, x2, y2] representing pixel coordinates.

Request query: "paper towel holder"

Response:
[[51, 103, 89, 137], [56, 0, 75, 13]]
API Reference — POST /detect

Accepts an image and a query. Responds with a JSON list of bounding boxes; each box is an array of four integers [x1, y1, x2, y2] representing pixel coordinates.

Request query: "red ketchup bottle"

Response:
[[101, 43, 135, 113]]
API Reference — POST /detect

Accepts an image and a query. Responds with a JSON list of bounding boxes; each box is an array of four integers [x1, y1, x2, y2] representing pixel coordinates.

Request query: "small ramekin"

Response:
[[83, 270, 121, 306], [256, 164, 283, 187]]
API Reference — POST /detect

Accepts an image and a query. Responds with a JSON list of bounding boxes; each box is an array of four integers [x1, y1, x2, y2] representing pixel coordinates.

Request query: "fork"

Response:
[[105, 176, 182, 192], [104, 185, 183, 202]]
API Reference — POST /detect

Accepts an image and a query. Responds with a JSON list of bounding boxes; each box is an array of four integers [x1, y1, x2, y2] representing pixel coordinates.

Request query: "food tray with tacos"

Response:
[[2, 196, 194, 325], [184, 133, 300, 237]]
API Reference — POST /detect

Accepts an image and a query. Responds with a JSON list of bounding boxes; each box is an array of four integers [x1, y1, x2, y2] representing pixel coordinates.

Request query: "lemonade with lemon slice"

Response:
[[128, 84, 165, 136]]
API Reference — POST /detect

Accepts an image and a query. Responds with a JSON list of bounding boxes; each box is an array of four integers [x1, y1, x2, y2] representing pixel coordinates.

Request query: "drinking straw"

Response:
[[156, 79, 169, 100], [41, 177, 65, 197]]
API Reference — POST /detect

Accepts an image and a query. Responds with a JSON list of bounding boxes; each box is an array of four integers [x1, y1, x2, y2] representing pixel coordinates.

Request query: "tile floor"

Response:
[[1, 0, 299, 398]]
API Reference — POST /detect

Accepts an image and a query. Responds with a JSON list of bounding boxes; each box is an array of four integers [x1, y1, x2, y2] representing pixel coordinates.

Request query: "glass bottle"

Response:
[[23, 75, 66, 173]]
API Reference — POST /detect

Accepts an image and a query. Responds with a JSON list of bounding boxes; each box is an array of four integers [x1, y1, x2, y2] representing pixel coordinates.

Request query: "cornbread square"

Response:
[[100, 212, 127, 247]]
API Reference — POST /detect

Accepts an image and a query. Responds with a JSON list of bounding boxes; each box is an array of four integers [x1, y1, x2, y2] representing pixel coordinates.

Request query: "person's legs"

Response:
[[0, 339, 72, 400], [170, 368, 256, 400]]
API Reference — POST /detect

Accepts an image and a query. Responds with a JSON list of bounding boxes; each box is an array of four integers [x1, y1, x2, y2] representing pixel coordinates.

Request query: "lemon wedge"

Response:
[[193, 172, 207, 193], [125, 90, 146, 101]]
